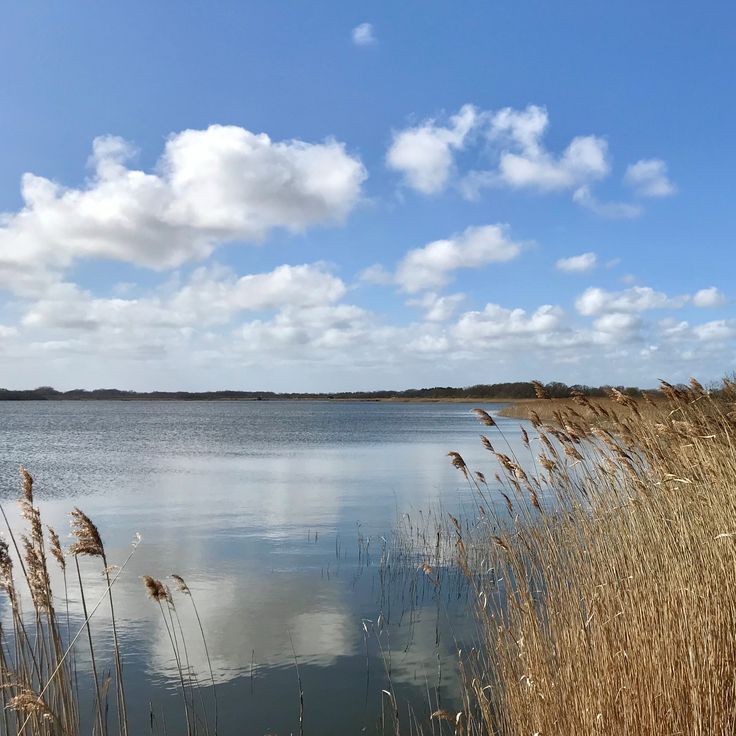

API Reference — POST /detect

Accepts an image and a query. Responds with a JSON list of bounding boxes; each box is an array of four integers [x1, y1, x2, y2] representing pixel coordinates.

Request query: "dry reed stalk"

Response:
[[143, 576, 193, 736], [70, 508, 129, 736], [74, 554, 105, 735], [171, 574, 219, 735]]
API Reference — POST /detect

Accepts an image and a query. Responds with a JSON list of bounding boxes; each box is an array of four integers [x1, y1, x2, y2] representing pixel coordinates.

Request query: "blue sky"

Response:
[[0, 1, 734, 390]]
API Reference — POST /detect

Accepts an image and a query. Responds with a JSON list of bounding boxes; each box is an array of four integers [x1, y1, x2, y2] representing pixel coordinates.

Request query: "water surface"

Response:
[[0, 400, 526, 734]]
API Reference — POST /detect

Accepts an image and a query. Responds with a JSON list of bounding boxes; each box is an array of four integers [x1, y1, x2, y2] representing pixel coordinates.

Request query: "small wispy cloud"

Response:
[[556, 252, 597, 273], [352, 22, 376, 46], [573, 186, 642, 219], [624, 159, 676, 197]]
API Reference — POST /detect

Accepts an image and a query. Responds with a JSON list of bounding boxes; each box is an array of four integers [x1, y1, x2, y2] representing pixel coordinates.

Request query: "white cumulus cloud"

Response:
[[357, 263, 393, 285], [387, 103, 651, 209], [22, 264, 347, 332], [624, 159, 676, 197], [693, 320, 736, 342], [408, 292, 465, 322], [395, 224, 522, 293], [351, 22, 376, 46], [453, 303, 565, 344], [386, 105, 478, 194], [239, 304, 376, 355], [556, 252, 597, 273], [593, 313, 642, 341], [488, 106, 609, 191], [576, 286, 686, 316], [692, 286, 727, 308], [0, 126, 366, 293]]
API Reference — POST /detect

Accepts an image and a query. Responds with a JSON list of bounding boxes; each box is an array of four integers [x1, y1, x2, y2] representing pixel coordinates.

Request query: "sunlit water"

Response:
[[0, 400, 528, 734]]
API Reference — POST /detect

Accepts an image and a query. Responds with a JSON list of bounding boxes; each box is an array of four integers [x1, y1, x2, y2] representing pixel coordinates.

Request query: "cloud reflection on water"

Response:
[[0, 400, 527, 724]]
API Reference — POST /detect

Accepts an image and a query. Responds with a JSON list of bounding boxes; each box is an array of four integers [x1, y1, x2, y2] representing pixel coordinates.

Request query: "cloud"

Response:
[[388, 103, 666, 216], [386, 105, 477, 194], [658, 318, 690, 341], [388, 103, 611, 197], [239, 304, 374, 354], [0, 325, 17, 339], [572, 186, 642, 219], [351, 22, 376, 46], [556, 252, 597, 273], [0, 126, 366, 293], [408, 292, 465, 322], [22, 264, 347, 331], [453, 303, 565, 344], [487, 106, 609, 191], [658, 317, 736, 345], [592, 312, 643, 341], [624, 159, 676, 197], [394, 224, 522, 293], [692, 286, 727, 308], [357, 263, 393, 285], [693, 320, 736, 342], [405, 334, 450, 354], [4, 269, 735, 389], [575, 286, 686, 316]]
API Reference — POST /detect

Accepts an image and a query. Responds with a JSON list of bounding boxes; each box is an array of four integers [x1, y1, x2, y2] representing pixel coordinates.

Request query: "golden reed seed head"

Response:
[[21, 535, 51, 611], [170, 574, 190, 595], [472, 408, 496, 427], [447, 452, 469, 478], [480, 435, 494, 452], [0, 539, 15, 600], [494, 452, 514, 473], [500, 491, 514, 514], [689, 377, 706, 395], [143, 575, 169, 602], [19, 499, 43, 545], [46, 525, 66, 571], [8, 690, 56, 721], [531, 380, 549, 400], [69, 508, 104, 558], [19, 466, 33, 503], [493, 536, 510, 551], [538, 454, 556, 472]]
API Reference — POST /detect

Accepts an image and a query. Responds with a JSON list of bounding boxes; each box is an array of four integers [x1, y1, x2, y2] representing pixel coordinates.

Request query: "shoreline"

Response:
[[0, 395, 520, 404]]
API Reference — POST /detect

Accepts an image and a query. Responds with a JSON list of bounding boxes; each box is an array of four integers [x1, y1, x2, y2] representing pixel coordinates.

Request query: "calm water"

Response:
[[0, 400, 526, 734]]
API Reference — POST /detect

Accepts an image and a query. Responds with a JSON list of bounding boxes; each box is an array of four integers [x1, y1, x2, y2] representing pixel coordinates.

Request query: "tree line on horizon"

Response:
[[0, 381, 658, 401]]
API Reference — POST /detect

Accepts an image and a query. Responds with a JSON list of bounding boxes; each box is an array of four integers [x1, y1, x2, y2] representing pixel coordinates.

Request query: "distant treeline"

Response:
[[0, 382, 657, 401]]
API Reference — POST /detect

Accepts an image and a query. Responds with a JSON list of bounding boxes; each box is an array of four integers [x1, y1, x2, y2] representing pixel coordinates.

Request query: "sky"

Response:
[[0, 1, 734, 391]]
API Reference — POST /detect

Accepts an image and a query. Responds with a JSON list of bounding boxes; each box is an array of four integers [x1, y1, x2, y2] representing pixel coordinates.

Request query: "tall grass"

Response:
[[0, 469, 216, 736], [446, 378, 736, 734]]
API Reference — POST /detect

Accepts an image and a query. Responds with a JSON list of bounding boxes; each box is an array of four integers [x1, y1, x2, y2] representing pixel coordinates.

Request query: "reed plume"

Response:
[[69, 508, 104, 558]]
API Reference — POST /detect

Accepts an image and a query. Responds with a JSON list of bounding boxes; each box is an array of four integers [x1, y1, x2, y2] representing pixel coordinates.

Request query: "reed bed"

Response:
[[0, 469, 216, 736], [442, 378, 736, 735], [496, 394, 665, 424]]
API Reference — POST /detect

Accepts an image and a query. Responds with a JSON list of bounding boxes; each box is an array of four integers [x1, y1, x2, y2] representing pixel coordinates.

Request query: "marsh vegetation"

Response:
[[1, 379, 735, 734], [440, 378, 736, 734]]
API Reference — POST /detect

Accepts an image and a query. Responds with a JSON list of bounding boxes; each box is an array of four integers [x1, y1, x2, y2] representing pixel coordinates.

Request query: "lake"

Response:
[[0, 400, 525, 735]]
